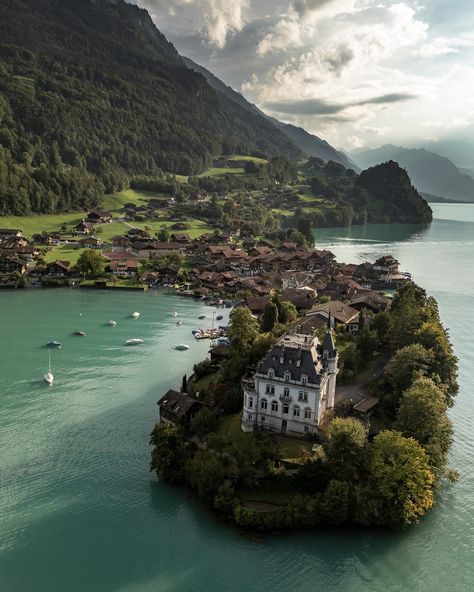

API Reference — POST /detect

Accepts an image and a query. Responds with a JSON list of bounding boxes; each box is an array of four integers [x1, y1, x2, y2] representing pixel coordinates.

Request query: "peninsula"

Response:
[[150, 255, 458, 531]]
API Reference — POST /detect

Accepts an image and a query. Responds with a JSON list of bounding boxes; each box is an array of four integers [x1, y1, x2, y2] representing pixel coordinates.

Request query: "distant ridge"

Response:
[[353, 145, 474, 202], [183, 57, 355, 169]]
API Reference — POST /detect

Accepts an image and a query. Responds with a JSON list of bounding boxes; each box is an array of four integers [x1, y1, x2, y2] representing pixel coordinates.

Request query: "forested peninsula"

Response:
[[150, 284, 457, 531]]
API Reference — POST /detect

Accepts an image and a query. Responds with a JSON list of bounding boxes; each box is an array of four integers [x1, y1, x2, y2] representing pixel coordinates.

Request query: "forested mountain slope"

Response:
[[0, 0, 300, 215]]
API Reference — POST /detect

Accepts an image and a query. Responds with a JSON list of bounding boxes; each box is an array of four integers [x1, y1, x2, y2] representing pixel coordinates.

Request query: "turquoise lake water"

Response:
[[1, 203, 473, 591]]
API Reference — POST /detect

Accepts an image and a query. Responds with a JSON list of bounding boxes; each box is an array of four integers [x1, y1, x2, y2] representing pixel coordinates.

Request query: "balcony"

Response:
[[279, 394, 292, 403]]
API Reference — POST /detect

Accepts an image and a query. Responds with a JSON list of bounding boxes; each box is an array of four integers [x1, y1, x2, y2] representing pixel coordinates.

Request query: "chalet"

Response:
[[248, 246, 275, 257], [306, 300, 360, 333], [245, 295, 269, 315], [86, 209, 113, 224], [111, 236, 132, 248], [170, 233, 191, 243], [374, 255, 399, 275], [154, 242, 183, 256], [281, 288, 316, 311], [46, 260, 71, 277], [318, 278, 364, 301], [158, 390, 204, 426], [0, 229, 22, 238], [0, 255, 27, 274], [126, 228, 150, 240], [74, 221, 95, 235], [109, 260, 139, 277], [78, 236, 103, 249], [348, 291, 390, 313]]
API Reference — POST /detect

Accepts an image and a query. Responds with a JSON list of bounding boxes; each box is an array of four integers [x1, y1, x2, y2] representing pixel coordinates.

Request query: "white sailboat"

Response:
[[44, 349, 54, 385]]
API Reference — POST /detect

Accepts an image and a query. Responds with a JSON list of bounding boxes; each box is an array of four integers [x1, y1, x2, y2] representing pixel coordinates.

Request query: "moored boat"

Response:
[[73, 331, 86, 336], [173, 344, 190, 351], [108, 320, 117, 327], [124, 338, 144, 346], [43, 349, 54, 385], [47, 340, 61, 348], [131, 312, 140, 319], [198, 314, 206, 320], [216, 315, 223, 321]]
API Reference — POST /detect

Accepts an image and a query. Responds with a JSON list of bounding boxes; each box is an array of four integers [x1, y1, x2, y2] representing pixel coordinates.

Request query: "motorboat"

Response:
[[198, 314, 206, 320], [131, 312, 140, 319], [216, 315, 224, 321], [176, 321, 183, 326], [73, 331, 86, 336], [170, 311, 178, 317], [173, 344, 190, 351], [124, 338, 144, 346], [194, 331, 211, 340], [47, 340, 61, 348], [108, 320, 117, 327], [44, 350, 54, 385]]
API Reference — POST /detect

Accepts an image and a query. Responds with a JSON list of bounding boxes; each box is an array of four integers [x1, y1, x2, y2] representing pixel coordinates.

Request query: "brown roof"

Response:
[[354, 397, 379, 413], [307, 300, 359, 324], [157, 390, 202, 417]]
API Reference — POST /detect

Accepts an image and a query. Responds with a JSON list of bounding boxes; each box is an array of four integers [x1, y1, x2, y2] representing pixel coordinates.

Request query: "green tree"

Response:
[[326, 417, 367, 480], [322, 480, 351, 525], [157, 228, 169, 242], [396, 376, 453, 475], [228, 306, 259, 354], [76, 249, 105, 277], [150, 423, 188, 483], [355, 328, 379, 359], [359, 430, 435, 528], [185, 451, 226, 500], [386, 343, 435, 400], [261, 301, 279, 332], [190, 408, 218, 439]]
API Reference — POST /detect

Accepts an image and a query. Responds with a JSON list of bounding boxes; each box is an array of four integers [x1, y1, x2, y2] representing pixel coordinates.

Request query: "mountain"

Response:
[[355, 161, 432, 224], [183, 57, 354, 169], [353, 145, 474, 202], [0, 0, 301, 215]]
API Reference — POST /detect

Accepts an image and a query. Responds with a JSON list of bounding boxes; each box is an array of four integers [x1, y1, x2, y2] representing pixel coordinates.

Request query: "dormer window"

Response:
[[268, 369, 274, 379], [301, 376, 307, 386], [284, 372, 291, 382]]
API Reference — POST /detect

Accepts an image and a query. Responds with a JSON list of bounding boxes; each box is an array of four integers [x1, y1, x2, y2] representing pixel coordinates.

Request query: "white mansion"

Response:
[[241, 331, 338, 436]]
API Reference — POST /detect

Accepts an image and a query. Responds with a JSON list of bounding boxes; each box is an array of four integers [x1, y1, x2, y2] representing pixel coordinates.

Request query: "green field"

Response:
[[226, 155, 268, 164], [44, 245, 88, 265], [198, 167, 245, 178], [0, 212, 85, 238], [132, 217, 213, 239]]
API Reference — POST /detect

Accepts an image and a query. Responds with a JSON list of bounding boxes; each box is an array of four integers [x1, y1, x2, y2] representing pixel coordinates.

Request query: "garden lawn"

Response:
[[132, 218, 213, 239], [44, 245, 88, 265]]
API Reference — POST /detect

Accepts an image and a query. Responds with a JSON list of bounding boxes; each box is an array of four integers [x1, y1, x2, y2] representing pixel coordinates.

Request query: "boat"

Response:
[[176, 321, 183, 326], [194, 331, 211, 340], [47, 340, 61, 348], [44, 350, 54, 385], [131, 312, 140, 319], [170, 311, 178, 317], [198, 314, 206, 320], [108, 320, 117, 327], [124, 338, 144, 346], [216, 315, 224, 321], [73, 331, 86, 336], [173, 344, 190, 351]]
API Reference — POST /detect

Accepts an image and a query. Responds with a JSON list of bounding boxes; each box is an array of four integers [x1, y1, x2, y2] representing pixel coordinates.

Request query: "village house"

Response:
[[109, 259, 139, 277], [241, 331, 338, 436], [45, 260, 71, 277], [348, 291, 390, 314], [74, 221, 95, 235], [157, 390, 204, 426], [86, 209, 113, 224], [169, 232, 191, 244], [373, 255, 399, 276], [0, 229, 23, 239], [0, 255, 28, 274], [78, 236, 103, 249], [306, 300, 360, 333]]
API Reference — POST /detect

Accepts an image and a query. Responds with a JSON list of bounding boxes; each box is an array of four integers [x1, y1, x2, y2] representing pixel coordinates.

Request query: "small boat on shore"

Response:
[[108, 320, 117, 327], [73, 331, 86, 336], [173, 344, 190, 351], [47, 340, 61, 348], [124, 338, 144, 346], [131, 312, 140, 319]]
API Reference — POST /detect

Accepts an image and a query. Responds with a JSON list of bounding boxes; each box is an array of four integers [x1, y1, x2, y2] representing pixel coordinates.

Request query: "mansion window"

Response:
[[266, 384, 275, 395], [271, 401, 278, 412], [268, 369, 274, 379], [283, 387, 290, 397], [293, 406, 300, 417], [304, 408, 311, 420], [283, 404, 289, 415], [248, 396, 253, 409], [261, 399, 268, 410], [301, 376, 307, 386]]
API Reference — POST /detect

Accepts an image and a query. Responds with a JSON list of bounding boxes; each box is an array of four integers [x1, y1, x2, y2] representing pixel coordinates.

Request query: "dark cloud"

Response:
[[293, 0, 336, 17], [323, 45, 354, 74], [264, 92, 418, 115]]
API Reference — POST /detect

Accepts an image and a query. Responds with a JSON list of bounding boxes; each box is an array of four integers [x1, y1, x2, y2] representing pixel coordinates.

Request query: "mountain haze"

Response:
[[183, 57, 354, 169], [0, 0, 301, 215], [354, 145, 474, 202]]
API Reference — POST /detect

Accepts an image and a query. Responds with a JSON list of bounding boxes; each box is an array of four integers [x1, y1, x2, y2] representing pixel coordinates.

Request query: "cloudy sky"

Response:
[[133, 0, 474, 157]]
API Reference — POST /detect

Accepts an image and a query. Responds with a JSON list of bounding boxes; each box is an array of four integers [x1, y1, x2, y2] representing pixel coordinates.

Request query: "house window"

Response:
[[304, 426, 310, 433], [248, 396, 253, 409], [271, 401, 278, 412], [248, 414, 252, 421], [284, 372, 291, 382], [284, 387, 290, 397], [302, 376, 307, 386], [268, 370, 274, 379], [293, 406, 300, 417], [283, 404, 289, 415], [304, 408, 311, 420], [266, 384, 275, 395], [302, 391, 308, 402], [261, 399, 268, 410]]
